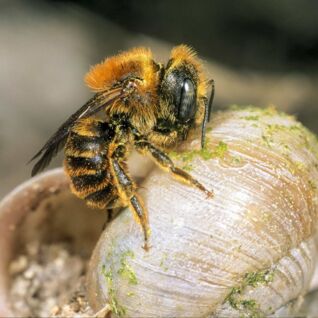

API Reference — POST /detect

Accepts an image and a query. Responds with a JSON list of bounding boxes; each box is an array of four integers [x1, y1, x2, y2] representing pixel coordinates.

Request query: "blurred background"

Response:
[[1, 0, 318, 198]]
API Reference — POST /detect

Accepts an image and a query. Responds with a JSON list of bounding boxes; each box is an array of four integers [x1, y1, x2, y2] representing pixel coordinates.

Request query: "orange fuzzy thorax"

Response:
[[84, 45, 209, 133], [84, 47, 158, 93]]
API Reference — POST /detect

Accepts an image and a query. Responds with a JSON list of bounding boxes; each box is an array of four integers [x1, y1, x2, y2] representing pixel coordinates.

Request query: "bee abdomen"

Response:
[[65, 119, 115, 157], [70, 169, 110, 193], [64, 118, 117, 209], [65, 154, 106, 175], [68, 168, 115, 209], [65, 133, 103, 157], [85, 184, 117, 209], [72, 171, 109, 189]]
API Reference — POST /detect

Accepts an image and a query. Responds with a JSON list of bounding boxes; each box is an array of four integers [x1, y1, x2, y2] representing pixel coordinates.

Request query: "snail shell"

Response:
[[87, 106, 318, 317]]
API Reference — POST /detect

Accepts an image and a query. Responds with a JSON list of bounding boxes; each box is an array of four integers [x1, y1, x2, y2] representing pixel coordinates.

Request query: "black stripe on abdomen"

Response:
[[66, 132, 104, 155], [66, 155, 105, 171], [72, 171, 110, 190], [85, 184, 116, 208]]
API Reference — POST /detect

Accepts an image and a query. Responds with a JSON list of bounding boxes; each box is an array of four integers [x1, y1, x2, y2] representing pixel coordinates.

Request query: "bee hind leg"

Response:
[[101, 209, 115, 232], [135, 141, 213, 198], [110, 147, 150, 250]]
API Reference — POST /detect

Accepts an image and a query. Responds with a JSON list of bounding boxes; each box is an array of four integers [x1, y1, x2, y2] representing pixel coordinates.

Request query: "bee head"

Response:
[[159, 45, 207, 126], [161, 66, 197, 124]]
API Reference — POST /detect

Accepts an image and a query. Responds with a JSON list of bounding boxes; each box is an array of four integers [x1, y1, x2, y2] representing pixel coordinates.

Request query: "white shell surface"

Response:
[[87, 107, 318, 317]]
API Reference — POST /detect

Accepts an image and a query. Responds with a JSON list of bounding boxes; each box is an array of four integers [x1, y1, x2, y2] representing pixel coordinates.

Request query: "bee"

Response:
[[30, 45, 215, 250]]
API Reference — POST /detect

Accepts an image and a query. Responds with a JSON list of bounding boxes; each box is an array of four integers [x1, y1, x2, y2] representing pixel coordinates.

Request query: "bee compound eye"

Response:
[[160, 69, 197, 122], [178, 78, 196, 122]]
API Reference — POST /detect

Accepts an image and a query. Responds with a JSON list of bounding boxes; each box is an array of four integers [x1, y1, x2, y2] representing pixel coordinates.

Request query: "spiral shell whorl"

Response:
[[87, 106, 318, 317]]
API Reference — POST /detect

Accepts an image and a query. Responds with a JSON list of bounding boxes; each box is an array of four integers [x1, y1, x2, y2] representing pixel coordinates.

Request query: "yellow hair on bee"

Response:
[[85, 47, 157, 93], [63, 163, 96, 177], [170, 45, 197, 63], [170, 45, 207, 97]]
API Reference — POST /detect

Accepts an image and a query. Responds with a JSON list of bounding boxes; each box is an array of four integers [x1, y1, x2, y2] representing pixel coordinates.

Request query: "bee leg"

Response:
[[101, 198, 121, 231], [129, 194, 151, 251], [101, 209, 113, 232], [111, 152, 150, 250], [107, 209, 113, 222], [101, 213, 109, 232], [135, 141, 213, 198]]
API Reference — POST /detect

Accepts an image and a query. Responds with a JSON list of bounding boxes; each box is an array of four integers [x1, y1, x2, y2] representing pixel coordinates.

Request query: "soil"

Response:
[[9, 241, 95, 317]]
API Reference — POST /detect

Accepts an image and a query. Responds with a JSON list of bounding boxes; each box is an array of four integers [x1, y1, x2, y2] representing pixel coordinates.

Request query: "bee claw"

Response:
[[206, 190, 214, 199], [142, 242, 152, 252]]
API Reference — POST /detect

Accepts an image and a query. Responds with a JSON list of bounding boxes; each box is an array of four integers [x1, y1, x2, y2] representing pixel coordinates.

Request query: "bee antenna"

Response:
[[201, 79, 215, 149], [207, 79, 215, 122]]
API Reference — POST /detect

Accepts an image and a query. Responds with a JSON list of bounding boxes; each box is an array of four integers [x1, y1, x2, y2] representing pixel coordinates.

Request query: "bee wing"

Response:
[[30, 88, 124, 176]]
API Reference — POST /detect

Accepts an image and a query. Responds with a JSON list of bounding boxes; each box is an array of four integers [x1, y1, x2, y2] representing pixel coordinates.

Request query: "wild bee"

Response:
[[30, 45, 214, 250]]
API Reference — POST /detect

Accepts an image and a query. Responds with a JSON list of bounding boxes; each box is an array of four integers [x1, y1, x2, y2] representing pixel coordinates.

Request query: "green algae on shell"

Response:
[[98, 247, 138, 317], [224, 267, 276, 317], [117, 251, 138, 285], [101, 265, 127, 317]]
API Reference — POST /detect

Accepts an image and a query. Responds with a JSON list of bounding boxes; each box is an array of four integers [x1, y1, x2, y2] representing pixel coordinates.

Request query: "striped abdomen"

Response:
[[64, 118, 118, 209]]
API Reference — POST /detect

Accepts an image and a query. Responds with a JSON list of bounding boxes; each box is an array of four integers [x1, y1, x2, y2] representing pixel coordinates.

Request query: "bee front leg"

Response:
[[110, 147, 150, 250], [135, 141, 213, 198]]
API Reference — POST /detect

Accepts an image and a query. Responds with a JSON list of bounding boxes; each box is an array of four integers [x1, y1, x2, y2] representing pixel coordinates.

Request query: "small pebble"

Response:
[[9, 242, 94, 317]]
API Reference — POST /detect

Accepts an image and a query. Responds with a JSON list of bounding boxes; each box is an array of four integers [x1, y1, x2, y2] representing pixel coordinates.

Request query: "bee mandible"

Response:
[[30, 45, 215, 250]]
